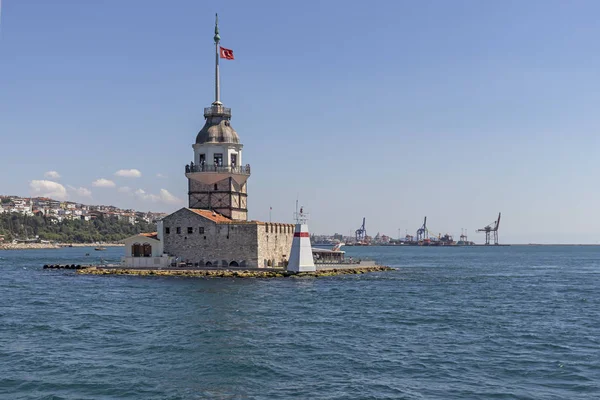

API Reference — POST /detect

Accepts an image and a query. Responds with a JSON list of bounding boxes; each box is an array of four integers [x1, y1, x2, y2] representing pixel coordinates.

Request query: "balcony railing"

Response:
[[204, 106, 231, 118], [186, 164, 251, 175]]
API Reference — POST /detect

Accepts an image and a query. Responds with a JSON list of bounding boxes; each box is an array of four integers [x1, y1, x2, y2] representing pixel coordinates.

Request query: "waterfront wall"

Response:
[[162, 208, 259, 267], [161, 208, 295, 268], [257, 223, 294, 268]]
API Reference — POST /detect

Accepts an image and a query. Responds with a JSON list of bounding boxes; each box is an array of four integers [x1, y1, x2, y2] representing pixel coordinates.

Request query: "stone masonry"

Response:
[[162, 208, 293, 268]]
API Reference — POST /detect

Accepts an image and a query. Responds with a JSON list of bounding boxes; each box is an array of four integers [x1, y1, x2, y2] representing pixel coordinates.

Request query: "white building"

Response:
[[122, 229, 173, 268]]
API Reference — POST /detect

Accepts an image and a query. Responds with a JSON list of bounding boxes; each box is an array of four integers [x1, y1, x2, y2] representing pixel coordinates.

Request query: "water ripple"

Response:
[[1, 246, 600, 399]]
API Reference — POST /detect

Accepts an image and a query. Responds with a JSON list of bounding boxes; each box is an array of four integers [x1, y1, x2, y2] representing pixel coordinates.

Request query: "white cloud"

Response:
[[76, 187, 92, 197], [67, 185, 92, 198], [44, 171, 61, 179], [158, 189, 181, 205], [118, 186, 132, 194], [156, 173, 167, 178], [134, 189, 158, 202], [115, 169, 142, 178], [133, 188, 182, 205], [92, 178, 116, 188], [30, 180, 68, 200]]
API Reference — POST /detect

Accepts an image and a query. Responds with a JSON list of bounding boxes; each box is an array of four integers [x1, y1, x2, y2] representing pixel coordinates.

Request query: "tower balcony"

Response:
[[186, 164, 250, 175], [204, 106, 231, 118], [185, 163, 251, 186]]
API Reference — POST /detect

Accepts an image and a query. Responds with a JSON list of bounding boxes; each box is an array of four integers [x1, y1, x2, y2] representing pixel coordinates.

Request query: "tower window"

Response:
[[231, 154, 237, 168], [165, 227, 170, 234], [214, 153, 223, 166], [199, 154, 205, 164], [199, 227, 205, 234], [176, 227, 181, 234], [187, 227, 193, 234], [214, 184, 218, 191]]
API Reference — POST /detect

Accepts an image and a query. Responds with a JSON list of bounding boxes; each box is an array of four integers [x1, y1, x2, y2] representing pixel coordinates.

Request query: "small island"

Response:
[[75, 265, 394, 278]]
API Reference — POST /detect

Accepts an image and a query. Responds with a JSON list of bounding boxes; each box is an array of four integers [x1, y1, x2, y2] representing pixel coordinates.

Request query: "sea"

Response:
[[0, 245, 599, 399]]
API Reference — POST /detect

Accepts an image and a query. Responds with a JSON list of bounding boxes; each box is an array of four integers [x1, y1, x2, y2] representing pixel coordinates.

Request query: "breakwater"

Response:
[[75, 265, 393, 278], [43, 264, 86, 270]]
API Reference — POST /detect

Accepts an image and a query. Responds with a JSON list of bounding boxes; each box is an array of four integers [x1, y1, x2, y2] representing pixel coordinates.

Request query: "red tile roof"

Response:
[[184, 208, 295, 227], [139, 232, 159, 239], [187, 209, 233, 223]]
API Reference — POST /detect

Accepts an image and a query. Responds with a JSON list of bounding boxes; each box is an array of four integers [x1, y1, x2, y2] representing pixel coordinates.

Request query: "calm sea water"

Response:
[[1, 245, 599, 399]]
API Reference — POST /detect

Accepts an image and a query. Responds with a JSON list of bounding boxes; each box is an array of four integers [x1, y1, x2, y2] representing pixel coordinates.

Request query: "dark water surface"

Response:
[[1, 245, 599, 399]]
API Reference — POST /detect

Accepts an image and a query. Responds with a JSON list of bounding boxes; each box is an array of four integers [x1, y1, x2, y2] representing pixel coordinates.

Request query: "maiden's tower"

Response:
[[157, 15, 294, 268]]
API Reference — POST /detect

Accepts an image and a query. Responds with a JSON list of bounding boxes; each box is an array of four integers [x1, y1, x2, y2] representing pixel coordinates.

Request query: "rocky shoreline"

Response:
[[0, 243, 124, 250], [0, 243, 61, 250], [76, 265, 394, 278]]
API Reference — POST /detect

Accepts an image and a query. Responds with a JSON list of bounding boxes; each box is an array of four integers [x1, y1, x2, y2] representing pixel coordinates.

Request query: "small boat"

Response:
[[94, 247, 106, 251]]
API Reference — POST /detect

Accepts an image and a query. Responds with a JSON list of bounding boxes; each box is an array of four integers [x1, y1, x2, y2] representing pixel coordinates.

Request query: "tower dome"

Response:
[[195, 118, 239, 144]]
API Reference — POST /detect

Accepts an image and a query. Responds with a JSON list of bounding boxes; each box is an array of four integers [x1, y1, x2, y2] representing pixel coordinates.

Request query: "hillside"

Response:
[[0, 213, 156, 243]]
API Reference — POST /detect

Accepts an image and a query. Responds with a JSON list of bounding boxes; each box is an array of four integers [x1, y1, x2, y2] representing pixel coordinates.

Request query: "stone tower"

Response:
[[184, 14, 250, 221]]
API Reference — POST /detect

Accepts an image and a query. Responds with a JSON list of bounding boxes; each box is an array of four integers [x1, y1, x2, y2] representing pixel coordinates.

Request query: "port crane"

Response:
[[416, 216, 428, 241], [477, 212, 501, 245], [355, 217, 367, 242]]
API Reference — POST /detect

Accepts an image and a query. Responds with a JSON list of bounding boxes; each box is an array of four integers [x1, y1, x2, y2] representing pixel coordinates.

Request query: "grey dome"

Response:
[[195, 119, 239, 144]]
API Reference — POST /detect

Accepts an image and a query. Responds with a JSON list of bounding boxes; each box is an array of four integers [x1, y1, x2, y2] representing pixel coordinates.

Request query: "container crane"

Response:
[[416, 216, 428, 241], [477, 212, 501, 245], [355, 217, 367, 243]]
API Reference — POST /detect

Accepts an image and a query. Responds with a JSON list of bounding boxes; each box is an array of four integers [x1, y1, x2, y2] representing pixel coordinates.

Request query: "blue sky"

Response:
[[1, 0, 600, 243]]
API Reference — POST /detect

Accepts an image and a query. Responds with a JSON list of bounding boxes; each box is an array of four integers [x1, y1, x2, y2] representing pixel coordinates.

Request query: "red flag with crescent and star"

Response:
[[220, 47, 234, 60]]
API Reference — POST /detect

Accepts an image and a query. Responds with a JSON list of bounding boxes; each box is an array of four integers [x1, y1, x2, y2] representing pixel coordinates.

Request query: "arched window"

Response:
[[229, 261, 239, 267], [132, 243, 141, 257], [143, 243, 152, 257]]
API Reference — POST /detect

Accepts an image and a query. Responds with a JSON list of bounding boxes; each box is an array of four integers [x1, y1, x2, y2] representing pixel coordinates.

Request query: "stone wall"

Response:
[[257, 223, 295, 268], [162, 208, 259, 267], [162, 208, 294, 269]]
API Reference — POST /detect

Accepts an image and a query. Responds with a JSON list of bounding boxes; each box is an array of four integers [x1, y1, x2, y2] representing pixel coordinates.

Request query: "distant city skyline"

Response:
[[2, 1, 600, 243], [0, 193, 167, 222], [0, 192, 166, 214]]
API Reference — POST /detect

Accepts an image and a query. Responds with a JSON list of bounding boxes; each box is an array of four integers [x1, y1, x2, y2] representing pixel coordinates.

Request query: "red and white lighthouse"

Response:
[[287, 206, 316, 272]]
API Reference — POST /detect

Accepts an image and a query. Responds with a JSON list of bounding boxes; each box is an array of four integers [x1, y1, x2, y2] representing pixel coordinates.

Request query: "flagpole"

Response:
[[214, 13, 221, 105]]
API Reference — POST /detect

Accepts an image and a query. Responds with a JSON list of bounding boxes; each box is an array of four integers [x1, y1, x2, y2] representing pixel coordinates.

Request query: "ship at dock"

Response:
[[340, 215, 501, 246]]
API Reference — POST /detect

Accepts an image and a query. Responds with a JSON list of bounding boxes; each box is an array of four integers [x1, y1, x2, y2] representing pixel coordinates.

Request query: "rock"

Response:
[[75, 265, 394, 279]]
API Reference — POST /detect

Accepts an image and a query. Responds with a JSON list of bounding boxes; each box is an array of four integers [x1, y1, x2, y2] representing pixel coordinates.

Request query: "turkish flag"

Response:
[[220, 47, 234, 60]]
